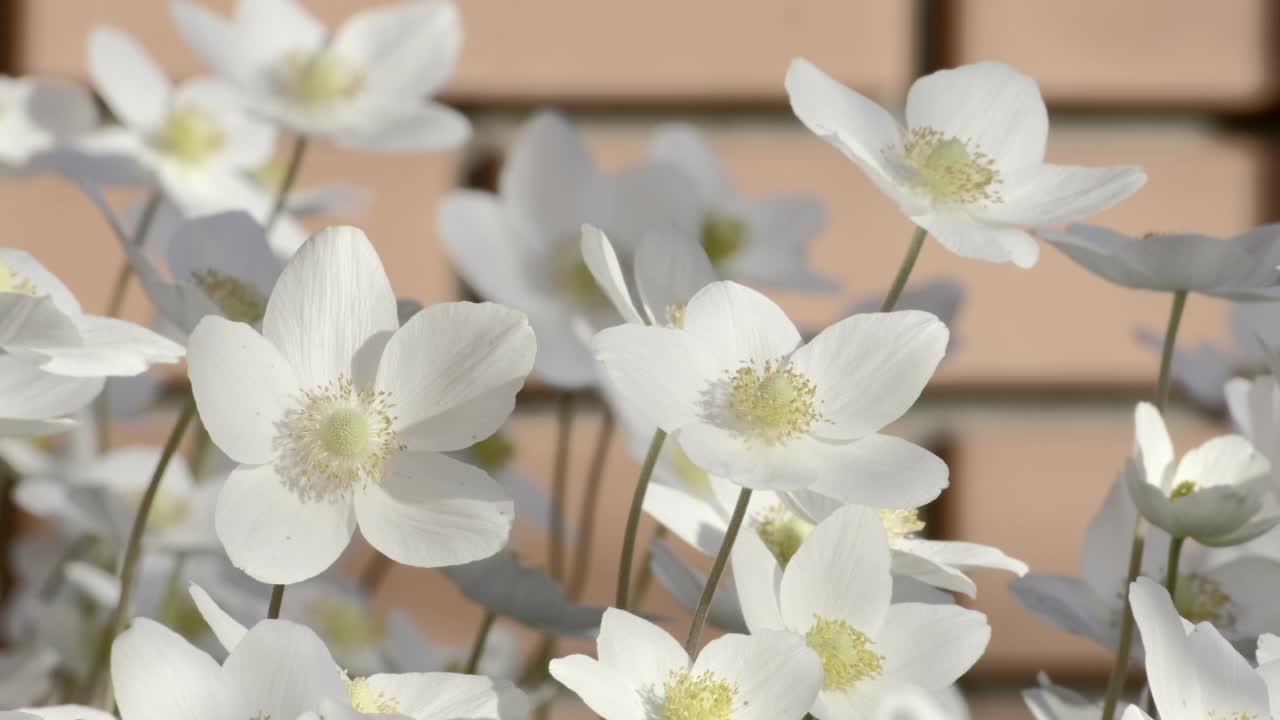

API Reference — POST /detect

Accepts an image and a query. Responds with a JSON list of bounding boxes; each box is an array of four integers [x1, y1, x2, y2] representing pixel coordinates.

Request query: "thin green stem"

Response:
[[82, 395, 197, 706], [159, 553, 190, 628], [632, 525, 668, 607], [1100, 289, 1190, 720], [568, 406, 616, 599], [548, 392, 575, 582], [265, 135, 308, 236], [684, 487, 753, 656], [267, 584, 286, 620], [879, 226, 928, 312], [616, 429, 667, 610], [1164, 536, 1186, 602], [463, 609, 498, 675]]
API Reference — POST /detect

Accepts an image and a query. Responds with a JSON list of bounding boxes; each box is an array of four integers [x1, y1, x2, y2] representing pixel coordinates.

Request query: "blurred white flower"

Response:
[[0, 358, 102, 437], [186, 226, 532, 583], [0, 249, 184, 377], [0, 646, 59, 707], [786, 59, 1145, 268], [843, 278, 966, 355], [0, 75, 96, 174], [581, 223, 717, 328], [731, 505, 989, 718], [646, 123, 834, 290], [171, 0, 470, 151], [1022, 672, 1119, 720], [1126, 401, 1277, 546], [593, 280, 948, 495], [441, 550, 605, 636], [438, 112, 698, 388], [1227, 373, 1280, 487], [549, 607, 824, 720]]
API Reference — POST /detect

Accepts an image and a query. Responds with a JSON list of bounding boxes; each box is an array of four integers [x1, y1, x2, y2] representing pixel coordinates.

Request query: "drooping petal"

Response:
[[353, 452, 512, 569], [88, 27, 171, 133], [912, 211, 1040, 268], [780, 505, 892, 634], [112, 618, 242, 720], [800, 435, 949, 509], [981, 163, 1147, 226], [693, 631, 824, 720], [189, 583, 248, 653], [25, 315, 184, 378], [643, 482, 730, 555]]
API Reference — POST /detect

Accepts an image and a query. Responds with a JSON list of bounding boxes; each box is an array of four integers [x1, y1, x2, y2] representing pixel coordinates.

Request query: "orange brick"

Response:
[[946, 0, 1278, 109]]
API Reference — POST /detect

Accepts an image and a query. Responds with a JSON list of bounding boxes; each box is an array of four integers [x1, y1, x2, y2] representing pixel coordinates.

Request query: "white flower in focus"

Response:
[[1127, 577, 1273, 720], [1040, 224, 1280, 300], [171, 0, 470, 150], [731, 505, 990, 718], [786, 59, 1145, 268], [439, 112, 699, 388], [1126, 401, 1278, 546], [646, 124, 834, 290], [0, 249, 184, 377], [593, 280, 948, 495], [0, 75, 97, 174], [187, 226, 534, 583], [549, 607, 824, 720]]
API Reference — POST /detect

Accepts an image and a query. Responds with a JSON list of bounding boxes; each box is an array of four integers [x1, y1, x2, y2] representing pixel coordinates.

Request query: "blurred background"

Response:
[[4, 1, 1280, 716]]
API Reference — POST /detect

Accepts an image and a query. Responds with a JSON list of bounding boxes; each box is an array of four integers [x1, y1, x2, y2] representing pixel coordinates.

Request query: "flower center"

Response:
[[308, 597, 387, 655], [754, 504, 814, 567], [660, 669, 736, 720], [1173, 574, 1234, 628], [700, 214, 747, 266], [158, 106, 224, 165], [280, 49, 365, 108], [727, 359, 822, 445], [0, 260, 39, 295], [190, 269, 268, 324], [279, 376, 403, 501], [898, 127, 1001, 206], [805, 615, 884, 690], [664, 304, 687, 329], [879, 508, 925, 543], [345, 674, 400, 714], [1170, 480, 1198, 500]]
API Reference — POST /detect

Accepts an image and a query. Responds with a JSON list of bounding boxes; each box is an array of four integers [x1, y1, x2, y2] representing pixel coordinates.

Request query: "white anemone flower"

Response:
[[186, 226, 535, 583], [78, 27, 310, 256], [171, 0, 469, 150], [0, 249, 184, 377], [646, 123, 835, 290], [438, 112, 699, 388], [1126, 577, 1273, 720], [1040, 224, 1280, 300], [593, 280, 948, 496], [732, 505, 990, 718], [0, 358, 102, 436], [1126, 401, 1278, 546], [549, 607, 824, 720], [112, 614, 528, 720], [0, 75, 97, 174], [785, 59, 1145, 268]]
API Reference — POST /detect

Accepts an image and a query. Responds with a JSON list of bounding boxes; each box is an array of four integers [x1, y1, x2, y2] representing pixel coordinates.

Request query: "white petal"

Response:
[[442, 551, 603, 636], [1185, 622, 1270, 719], [215, 463, 356, 584], [335, 104, 470, 153], [643, 482, 729, 555], [88, 27, 171, 132], [890, 548, 978, 598], [647, 123, 734, 203], [189, 582, 248, 653], [581, 224, 644, 325], [683, 281, 801, 371], [0, 357, 102, 430], [1133, 402, 1174, 488], [377, 302, 534, 452], [188, 316, 299, 465], [780, 505, 891, 633], [1125, 470, 1179, 536], [1129, 577, 1200, 716], [262, 226, 399, 388], [635, 231, 718, 325], [802, 435, 949, 509], [112, 618, 241, 720], [0, 249, 82, 316], [499, 112, 605, 238], [170, 2, 256, 88], [233, 0, 326, 71], [333, 1, 462, 99], [1175, 434, 1269, 490], [732, 196, 836, 292], [168, 211, 282, 305], [899, 538, 1028, 578], [223, 620, 348, 720], [0, 294, 81, 359], [595, 608, 688, 700], [905, 62, 1047, 172], [1008, 575, 1116, 651], [364, 673, 528, 720], [436, 191, 555, 312], [26, 315, 184, 377], [25, 78, 99, 140], [912, 211, 1040, 268], [981, 163, 1146, 225], [527, 309, 597, 389], [730, 526, 786, 631], [592, 324, 718, 432], [354, 452, 513, 568], [693, 631, 824, 720], [548, 655, 642, 720], [875, 603, 990, 689]]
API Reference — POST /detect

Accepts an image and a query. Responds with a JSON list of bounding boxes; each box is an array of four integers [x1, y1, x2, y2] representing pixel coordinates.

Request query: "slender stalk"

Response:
[[265, 135, 308, 236], [879, 226, 928, 312], [158, 553, 189, 628], [616, 429, 667, 609], [0, 459, 15, 600], [83, 395, 197, 706], [684, 488, 752, 656], [463, 609, 498, 675], [568, 406, 616, 599], [1164, 536, 1186, 600], [1100, 289, 1190, 720], [548, 392, 575, 582], [267, 584, 286, 620], [632, 525, 669, 607]]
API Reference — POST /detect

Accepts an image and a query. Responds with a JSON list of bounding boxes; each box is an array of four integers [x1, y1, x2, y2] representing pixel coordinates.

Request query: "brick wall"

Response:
[[4, 2, 1279, 716]]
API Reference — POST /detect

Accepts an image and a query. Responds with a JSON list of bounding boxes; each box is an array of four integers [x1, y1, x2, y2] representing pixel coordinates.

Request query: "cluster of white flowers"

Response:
[[2, 1, 1280, 719]]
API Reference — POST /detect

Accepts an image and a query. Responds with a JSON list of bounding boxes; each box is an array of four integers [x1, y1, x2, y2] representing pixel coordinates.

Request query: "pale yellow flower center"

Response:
[[899, 127, 1001, 206], [190, 269, 268, 324], [700, 214, 747, 266], [280, 376, 404, 501], [1170, 480, 1198, 501], [1207, 712, 1259, 719], [280, 49, 365, 108], [345, 673, 400, 714], [664, 303, 687, 329], [728, 359, 822, 444], [805, 615, 884, 690], [879, 508, 926, 542], [469, 431, 514, 472], [308, 596, 387, 655], [754, 504, 813, 567], [0, 260, 39, 295], [660, 669, 736, 720], [1174, 573, 1234, 628], [159, 106, 224, 165]]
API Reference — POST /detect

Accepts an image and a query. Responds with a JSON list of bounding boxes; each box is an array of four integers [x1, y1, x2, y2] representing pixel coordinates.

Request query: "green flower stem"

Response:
[[548, 392, 575, 582], [1165, 536, 1186, 600], [879, 226, 928, 313], [265, 135, 308, 236], [267, 583, 286, 620], [616, 429, 667, 609], [463, 609, 498, 675], [568, 406, 616, 599], [684, 487, 752, 656]]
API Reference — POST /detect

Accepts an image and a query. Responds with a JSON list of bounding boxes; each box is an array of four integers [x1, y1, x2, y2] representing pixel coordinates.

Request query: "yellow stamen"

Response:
[[660, 669, 736, 720], [899, 127, 1001, 206], [805, 615, 884, 690], [728, 359, 822, 445]]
